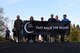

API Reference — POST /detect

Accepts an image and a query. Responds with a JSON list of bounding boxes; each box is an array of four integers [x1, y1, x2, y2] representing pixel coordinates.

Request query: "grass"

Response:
[[0, 36, 7, 43]]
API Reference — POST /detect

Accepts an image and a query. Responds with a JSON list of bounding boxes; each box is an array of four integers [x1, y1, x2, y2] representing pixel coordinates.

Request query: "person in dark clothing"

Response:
[[12, 28, 17, 42], [27, 16, 36, 43], [48, 14, 56, 22], [48, 14, 56, 42], [14, 15, 23, 42], [5, 28, 10, 40], [40, 17, 47, 42], [55, 15, 60, 42]]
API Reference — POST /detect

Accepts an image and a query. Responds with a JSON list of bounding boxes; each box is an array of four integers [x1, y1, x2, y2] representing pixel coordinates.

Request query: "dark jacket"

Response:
[[6, 29, 10, 35], [14, 19, 23, 31], [48, 18, 56, 22]]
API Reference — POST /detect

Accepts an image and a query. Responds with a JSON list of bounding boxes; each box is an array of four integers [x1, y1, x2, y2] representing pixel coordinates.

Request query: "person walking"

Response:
[[48, 14, 56, 42], [14, 15, 23, 43], [61, 14, 70, 42], [5, 27, 10, 40]]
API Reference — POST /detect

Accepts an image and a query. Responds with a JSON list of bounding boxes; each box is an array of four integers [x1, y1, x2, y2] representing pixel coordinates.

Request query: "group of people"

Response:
[[12, 14, 70, 43]]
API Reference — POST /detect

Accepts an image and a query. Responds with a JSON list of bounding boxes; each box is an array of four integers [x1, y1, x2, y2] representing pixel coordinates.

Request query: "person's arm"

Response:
[[14, 20, 17, 29], [21, 20, 23, 28]]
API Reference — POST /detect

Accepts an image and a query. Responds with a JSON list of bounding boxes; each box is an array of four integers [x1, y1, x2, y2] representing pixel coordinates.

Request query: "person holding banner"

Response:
[[27, 16, 36, 43], [14, 15, 23, 43], [48, 14, 56, 42], [55, 15, 60, 42], [62, 14, 69, 21], [61, 14, 70, 42], [40, 17, 47, 42], [48, 14, 56, 22]]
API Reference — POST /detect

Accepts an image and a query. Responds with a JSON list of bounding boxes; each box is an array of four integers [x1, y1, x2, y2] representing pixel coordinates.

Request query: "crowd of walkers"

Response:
[[5, 14, 70, 43]]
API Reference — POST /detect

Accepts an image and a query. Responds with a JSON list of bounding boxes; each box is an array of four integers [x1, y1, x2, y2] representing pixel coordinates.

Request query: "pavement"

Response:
[[0, 41, 80, 53]]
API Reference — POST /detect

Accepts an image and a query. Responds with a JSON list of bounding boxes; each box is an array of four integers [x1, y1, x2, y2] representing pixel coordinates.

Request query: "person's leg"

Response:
[[17, 31, 22, 42], [56, 35, 59, 42], [14, 36, 18, 42], [27, 35, 30, 42], [53, 35, 56, 42], [32, 35, 36, 43], [5, 34, 9, 40], [35, 35, 38, 42], [43, 35, 47, 43], [53, 35, 57, 42], [48, 35, 51, 42], [5, 35, 7, 40], [18, 29, 23, 42], [34, 35, 36, 42], [8, 34, 10, 40], [29, 35, 34, 43], [13, 32, 18, 42], [17, 31, 20, 42], [61, 35, 65, 42], [13, 36, 16, 42], [45, 35, 47, 42], [50, 35, 54, 42], [41, 35, 44, 42], [22, 35, 28, 43]]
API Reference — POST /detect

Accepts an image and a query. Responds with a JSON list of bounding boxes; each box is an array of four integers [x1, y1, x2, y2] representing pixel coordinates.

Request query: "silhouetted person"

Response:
[[40, 17, 47, 42], [48, 14, 56, 22], [61, 14, 69, 42], [55, 15, 60, 42], [5, 28, 10, 40], [14, 15, 23, 43], [48, 14, 56, 42], [27, 16, 36, 43]]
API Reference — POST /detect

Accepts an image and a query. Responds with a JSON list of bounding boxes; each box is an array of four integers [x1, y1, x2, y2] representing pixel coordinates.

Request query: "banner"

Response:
[[23, 21, 70, 35]]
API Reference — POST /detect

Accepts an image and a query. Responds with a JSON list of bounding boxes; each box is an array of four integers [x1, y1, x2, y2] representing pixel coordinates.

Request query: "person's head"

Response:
[[30, 16, 34, 21], [17, 15, 20, 19], [63, 14, 67, 19], [51, 14, 54, 18], [55, 15, 59, 20], [41, 17, 44, 21]]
